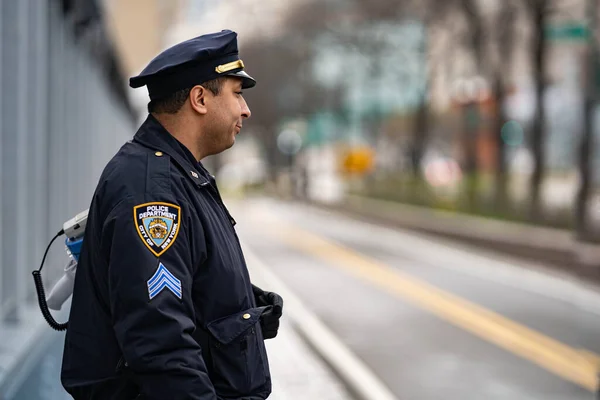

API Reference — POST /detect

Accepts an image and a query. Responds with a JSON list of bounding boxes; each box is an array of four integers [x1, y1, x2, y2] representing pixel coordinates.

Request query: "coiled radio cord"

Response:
[[32, 229, 68, 331]]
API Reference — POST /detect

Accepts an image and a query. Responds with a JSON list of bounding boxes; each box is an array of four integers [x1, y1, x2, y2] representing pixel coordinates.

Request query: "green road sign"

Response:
[[544, 23, 589, 41]]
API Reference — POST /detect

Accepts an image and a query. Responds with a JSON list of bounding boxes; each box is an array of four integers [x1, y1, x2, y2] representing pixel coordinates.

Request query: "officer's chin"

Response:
[[224, 136, 236, 151]]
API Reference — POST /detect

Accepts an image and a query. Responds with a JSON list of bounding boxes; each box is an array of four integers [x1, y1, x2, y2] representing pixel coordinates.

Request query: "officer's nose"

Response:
[[240, 97, 251, 119]]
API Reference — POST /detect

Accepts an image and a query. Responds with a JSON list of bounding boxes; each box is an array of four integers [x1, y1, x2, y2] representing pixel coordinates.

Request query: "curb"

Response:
[[242, 243, 399, 400]]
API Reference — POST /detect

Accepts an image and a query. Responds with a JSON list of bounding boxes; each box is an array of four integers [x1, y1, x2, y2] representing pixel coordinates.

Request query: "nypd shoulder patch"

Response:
[[134, 202, 181, 257], [147, 262, 182, 300]]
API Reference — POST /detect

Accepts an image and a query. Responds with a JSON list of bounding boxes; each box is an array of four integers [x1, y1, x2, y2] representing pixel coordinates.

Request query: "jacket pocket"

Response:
[[206, 307, 270, 396]]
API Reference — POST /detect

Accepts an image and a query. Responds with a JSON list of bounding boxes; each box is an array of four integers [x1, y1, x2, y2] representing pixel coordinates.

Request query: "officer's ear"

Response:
[[189, 85, 209, 115]]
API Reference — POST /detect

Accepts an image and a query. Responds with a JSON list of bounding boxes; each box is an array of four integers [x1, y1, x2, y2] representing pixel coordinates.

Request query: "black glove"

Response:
[[252, 284, 283, 339]]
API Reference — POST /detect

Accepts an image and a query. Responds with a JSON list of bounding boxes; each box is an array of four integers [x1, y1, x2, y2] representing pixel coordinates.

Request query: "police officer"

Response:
[[61, 30, 283, 400]]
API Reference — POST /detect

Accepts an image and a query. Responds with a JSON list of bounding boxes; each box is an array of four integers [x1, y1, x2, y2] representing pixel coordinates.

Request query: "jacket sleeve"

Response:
[[102, 195, 216, 400]]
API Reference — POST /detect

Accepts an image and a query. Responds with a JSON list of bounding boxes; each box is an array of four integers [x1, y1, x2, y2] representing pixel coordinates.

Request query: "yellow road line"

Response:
[[260, 218, 599, 392], [581, 350, 600, 370]]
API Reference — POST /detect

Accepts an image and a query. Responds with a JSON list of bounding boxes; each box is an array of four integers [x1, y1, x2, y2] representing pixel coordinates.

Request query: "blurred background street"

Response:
[[2, 0, 600, 398]]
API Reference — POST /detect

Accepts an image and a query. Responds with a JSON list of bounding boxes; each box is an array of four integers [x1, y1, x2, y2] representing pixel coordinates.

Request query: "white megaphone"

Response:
[[46, 209, 88, 310], [33, 209, 89, 330], [46, 258, 78, 311]]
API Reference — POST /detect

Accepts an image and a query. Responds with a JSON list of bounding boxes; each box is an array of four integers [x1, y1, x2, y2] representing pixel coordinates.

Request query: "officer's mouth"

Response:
[[235, 124, 242, 134]]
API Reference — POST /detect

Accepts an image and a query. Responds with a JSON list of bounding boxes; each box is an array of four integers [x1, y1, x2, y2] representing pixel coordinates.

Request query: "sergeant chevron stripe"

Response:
[[147, 262, 182, 300]]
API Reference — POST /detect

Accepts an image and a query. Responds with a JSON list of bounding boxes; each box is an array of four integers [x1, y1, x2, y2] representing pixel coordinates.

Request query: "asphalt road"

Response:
[[229, 196, 600, 400]]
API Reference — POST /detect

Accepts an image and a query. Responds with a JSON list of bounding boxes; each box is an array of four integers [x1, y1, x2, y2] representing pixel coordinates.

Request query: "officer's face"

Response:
[[205, 77, 251, 153]]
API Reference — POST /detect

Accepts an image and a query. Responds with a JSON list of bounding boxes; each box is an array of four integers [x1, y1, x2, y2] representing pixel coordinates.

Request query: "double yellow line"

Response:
[[261, 218, 599, 392]]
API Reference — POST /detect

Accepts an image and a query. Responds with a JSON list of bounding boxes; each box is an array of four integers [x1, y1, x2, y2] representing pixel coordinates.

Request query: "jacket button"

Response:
[[243, 313, 251, 320], [155, 151, 163, 157]]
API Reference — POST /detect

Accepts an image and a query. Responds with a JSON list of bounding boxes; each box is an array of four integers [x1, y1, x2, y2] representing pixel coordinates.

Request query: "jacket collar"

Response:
[[133, 114, 210, 187]]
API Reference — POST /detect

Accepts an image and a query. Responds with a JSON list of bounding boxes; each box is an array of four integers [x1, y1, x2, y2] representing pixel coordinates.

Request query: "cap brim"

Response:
[[225, 70, 256, 89]]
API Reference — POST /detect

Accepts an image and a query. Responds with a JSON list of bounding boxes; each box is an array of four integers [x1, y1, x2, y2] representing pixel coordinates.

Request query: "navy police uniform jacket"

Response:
[[61, 115, 271, 400]]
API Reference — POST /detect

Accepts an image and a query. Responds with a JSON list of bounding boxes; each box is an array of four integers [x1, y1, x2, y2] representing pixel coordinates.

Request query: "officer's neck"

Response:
[[152, 112, 206, 161]]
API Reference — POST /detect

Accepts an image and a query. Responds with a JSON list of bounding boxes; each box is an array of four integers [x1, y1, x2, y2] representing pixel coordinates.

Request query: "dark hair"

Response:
[[147, 78, 225, 114]]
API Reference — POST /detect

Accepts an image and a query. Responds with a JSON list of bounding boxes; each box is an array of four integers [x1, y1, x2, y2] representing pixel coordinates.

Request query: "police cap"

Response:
[[129, 30, 256, 100]]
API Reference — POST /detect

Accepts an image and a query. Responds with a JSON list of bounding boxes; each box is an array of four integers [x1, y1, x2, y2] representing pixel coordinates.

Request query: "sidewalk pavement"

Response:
[[243, 242, 398, 400], [265, 318, 351, 400], [244, 240, 353, 400]]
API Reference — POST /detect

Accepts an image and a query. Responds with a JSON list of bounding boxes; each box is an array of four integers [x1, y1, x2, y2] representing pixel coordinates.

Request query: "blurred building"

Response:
[[101, 0, 186, 116], [102, 0, 184, 78], [168, 0, 311, 45], [422, 0, 591, 210]]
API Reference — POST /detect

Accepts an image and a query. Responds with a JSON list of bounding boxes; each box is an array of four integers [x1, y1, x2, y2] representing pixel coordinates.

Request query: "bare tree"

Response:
[[406, 0, 463, 180], [523, 0, 552, 221], [243, 0, 419, 180], [241, 0, 335, 179], [429, 0, 519, 212], [492, 1, 518, 210], [460, 0, 486, 208], [411, 48, 429, 180], [576, 0, 599, 240]]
